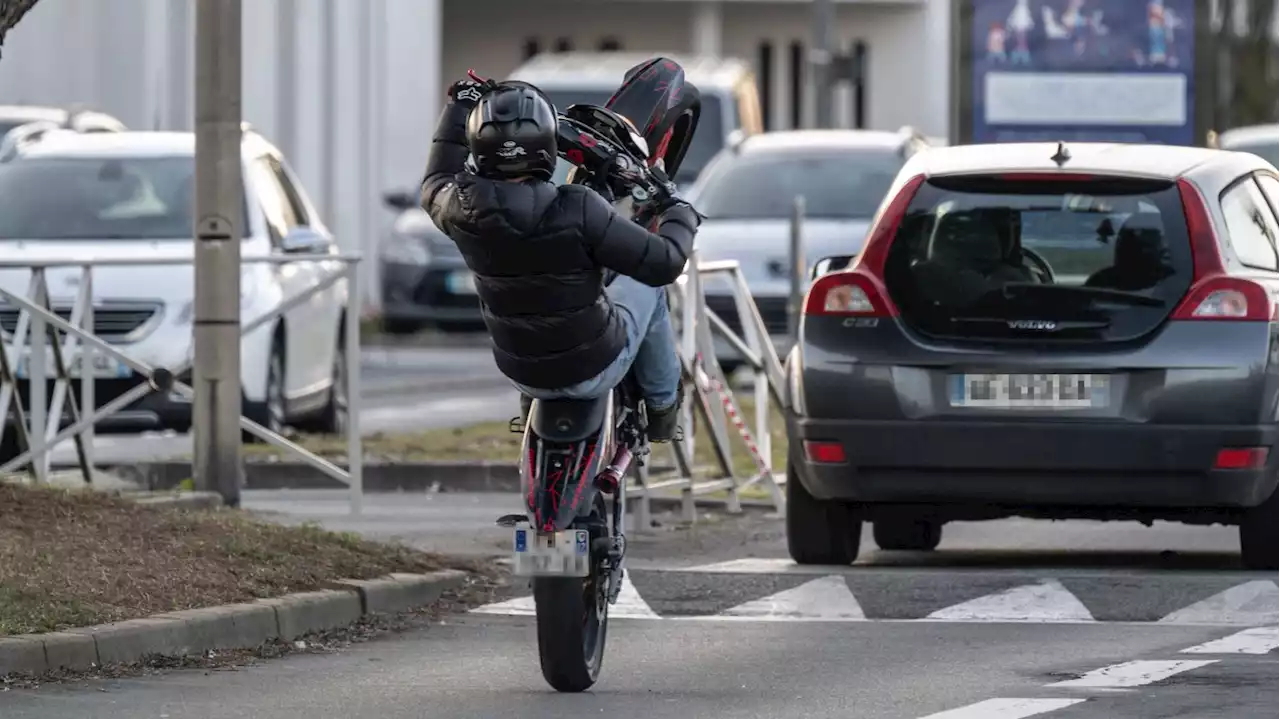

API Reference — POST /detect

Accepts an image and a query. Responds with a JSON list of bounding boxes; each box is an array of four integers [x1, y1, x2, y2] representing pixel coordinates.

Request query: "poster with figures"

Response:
[[970, 0, 1196, 145]]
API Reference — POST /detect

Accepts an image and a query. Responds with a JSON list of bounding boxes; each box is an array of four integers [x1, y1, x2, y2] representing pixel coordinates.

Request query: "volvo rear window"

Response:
[[883, 176, 1194, 343]]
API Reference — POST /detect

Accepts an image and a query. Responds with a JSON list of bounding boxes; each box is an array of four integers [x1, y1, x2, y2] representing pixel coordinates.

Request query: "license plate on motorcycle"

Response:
[[511, 529, 591, 578]]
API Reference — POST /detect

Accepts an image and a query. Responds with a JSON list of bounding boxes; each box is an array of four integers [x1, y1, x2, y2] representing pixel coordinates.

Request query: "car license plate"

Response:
[[511, 528, 591, 577], [13, 351, 128, 380], [445, 270, 476, 295], [949, 373, 1109, 409]]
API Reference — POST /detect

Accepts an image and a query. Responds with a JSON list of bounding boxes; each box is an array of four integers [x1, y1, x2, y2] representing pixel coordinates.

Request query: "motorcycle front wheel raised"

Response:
[[532, 552, 609, 692]]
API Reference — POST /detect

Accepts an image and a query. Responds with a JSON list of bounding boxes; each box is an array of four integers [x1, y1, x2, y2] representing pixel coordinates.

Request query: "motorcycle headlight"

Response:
[[381, 233, 431, 265]]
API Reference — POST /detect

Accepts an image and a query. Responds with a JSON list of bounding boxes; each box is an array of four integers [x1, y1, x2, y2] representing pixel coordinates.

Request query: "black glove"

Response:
[[448, 78, 493, 107], [659, 200, 702, 230]]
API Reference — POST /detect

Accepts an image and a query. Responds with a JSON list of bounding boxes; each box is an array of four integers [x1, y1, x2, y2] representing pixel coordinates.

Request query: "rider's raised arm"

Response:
[[418, 98, 473, 232], [572, 186, 700, 288]]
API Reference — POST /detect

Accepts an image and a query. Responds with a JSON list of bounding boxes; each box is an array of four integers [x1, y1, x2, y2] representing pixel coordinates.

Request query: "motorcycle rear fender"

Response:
[[520, 395, 616, 532]]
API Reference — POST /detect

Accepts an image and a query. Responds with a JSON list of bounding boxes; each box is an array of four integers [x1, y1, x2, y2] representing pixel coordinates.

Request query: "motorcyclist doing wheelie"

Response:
[[418, 77, 700, 441]]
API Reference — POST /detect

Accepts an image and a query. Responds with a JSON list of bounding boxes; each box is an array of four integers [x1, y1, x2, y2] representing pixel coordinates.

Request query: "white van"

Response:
[[506, 52, 764, 187]]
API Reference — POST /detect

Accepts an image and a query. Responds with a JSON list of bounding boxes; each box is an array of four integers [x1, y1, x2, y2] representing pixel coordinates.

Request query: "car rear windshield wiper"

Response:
[[1000, 282, 1166, 307]]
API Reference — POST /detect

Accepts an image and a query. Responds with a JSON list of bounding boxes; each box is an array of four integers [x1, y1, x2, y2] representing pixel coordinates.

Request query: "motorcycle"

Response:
[[484, 58, 703, 693]]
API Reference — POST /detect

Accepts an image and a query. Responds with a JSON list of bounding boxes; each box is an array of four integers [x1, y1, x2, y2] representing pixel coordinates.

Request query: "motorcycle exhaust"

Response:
[[593, 446, 633, 494]]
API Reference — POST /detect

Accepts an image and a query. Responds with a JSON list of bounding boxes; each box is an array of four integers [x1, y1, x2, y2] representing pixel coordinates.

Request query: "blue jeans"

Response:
[[513, 275, 681, 410]]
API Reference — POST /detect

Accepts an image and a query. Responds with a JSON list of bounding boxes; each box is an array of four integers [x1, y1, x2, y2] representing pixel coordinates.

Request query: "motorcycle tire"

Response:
[[533, 515, 610, 692]]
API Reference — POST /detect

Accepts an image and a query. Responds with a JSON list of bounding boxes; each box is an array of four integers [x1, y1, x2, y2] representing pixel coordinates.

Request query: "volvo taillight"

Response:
[[802, 174, 925, 319], [1170, 178, 1275, 321]]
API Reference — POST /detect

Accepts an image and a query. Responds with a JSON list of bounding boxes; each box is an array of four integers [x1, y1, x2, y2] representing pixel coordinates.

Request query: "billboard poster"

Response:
[[970, 0, 1196, 145]]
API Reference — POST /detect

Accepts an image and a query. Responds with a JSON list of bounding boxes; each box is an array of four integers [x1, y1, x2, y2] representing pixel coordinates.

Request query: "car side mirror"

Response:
[[280, 226, 328, 254], [811, 254, 854, 281], [382, 190, 418, 212]]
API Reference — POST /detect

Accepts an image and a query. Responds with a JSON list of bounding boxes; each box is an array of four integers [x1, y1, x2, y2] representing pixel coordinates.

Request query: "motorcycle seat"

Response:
[[529, 395, 611, 443]]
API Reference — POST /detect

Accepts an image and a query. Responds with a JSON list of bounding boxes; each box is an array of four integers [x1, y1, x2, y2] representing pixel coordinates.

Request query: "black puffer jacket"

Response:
[[420, 99, 699, 390]]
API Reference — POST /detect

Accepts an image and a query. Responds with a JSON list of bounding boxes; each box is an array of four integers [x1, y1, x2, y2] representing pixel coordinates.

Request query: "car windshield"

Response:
[[541, 88, 725, 186], [883, 176, 1194, 343], [693, 150, 903, 220], [0, 156, 248, 240], [1228, 139, 1279, 169]]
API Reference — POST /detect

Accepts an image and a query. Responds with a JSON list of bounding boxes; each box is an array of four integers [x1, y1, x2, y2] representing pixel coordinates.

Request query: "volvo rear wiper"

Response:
[[1000, 282, 1166, 307]]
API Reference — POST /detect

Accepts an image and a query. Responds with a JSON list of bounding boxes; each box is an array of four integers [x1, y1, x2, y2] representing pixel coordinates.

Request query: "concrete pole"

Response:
[[192, 0, 244, 506], [811, 0, 835, 129]]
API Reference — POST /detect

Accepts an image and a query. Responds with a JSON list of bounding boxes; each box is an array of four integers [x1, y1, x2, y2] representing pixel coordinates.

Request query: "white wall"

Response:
[[441, 0, 951, 138], [0, 0, 951, 309], [0, 0, 445, 311]]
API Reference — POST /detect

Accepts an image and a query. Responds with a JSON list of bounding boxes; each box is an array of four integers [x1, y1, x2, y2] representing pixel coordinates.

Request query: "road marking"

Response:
[[469, 573, 659, 620], [923, 580, 1095, 623], [1046, 659, 1217, 688], [613, 572, 660, 619], [683, 557, 802, 574], [716, 575, 866, 621], [1158, 580, 1278, 626], [917, 698, 1086, 718], [1180, 625, 1280, 655]]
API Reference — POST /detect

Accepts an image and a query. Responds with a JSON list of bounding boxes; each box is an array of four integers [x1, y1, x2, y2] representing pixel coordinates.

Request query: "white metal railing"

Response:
[[0, 255, 366, 513], [624, 251, 788, 529]]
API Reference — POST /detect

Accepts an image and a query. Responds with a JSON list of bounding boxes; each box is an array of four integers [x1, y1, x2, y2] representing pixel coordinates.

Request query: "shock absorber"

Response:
[[594, 446, 633, 494]]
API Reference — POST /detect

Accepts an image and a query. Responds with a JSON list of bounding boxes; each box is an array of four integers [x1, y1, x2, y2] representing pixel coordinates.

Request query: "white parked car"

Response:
[[0, 127, 348, 445]]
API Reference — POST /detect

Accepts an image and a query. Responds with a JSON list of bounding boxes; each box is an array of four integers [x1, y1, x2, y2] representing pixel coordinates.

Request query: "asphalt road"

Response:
[[43, 345, 518, 465], [4, 493, 1273, 719]]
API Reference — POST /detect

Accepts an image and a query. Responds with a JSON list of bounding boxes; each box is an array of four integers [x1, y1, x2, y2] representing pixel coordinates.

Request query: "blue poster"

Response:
[[971, 0, 1196, 145]]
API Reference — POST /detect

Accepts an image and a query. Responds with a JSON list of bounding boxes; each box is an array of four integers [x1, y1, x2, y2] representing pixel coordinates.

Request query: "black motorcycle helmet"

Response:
[[465, 83, 558, 181]]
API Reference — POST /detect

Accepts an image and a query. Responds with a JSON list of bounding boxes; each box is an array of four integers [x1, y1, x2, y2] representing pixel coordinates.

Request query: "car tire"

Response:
[[872, 517, 943, 552], [1238, 488, 1277, 571], [244, 341, 286, 444], [785, 462, 861, 565], [295, 329, 348, 436]]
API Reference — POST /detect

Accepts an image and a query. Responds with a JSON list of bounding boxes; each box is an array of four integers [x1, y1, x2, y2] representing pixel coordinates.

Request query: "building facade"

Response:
[[0, 0, 951, 309]]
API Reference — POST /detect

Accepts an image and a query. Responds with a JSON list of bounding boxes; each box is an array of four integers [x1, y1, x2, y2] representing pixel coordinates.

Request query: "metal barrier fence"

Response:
[[624, 252, 789, 529], [0, 251, 788, 527], [0, 255, 366, 513]]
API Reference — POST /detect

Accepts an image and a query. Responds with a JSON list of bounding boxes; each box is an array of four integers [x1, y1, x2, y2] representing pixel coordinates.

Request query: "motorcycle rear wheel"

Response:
[[533, 519, 610, 692]]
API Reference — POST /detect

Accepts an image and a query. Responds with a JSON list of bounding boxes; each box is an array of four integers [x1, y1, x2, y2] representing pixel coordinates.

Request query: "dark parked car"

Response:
[[785, 141, 1279, 570]]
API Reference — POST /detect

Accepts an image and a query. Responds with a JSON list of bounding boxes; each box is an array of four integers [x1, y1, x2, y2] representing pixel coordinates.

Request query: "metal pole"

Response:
[[193, 0, 244, 507], [811, 0, 835, 129], [787, 195, 806, 344]]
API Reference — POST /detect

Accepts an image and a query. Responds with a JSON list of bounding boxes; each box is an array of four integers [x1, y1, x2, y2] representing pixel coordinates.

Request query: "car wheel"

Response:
[[244, 342, 286, 444], [873, 517, 943, 552], [1239, 489, 1277, 571], [785, 462, 861, 565], [296, 333, 348, 436]]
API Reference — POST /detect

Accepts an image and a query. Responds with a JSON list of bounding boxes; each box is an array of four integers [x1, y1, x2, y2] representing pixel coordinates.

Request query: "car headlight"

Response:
[[381, 233, 430, 265], [175, 275, 260, 324]]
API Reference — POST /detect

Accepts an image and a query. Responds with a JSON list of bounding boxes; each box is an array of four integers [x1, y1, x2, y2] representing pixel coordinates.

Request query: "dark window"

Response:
[[883, 176, 1194, 344], [789, 41, 804, 129], [599, 37, 621, 51], [757, 41, 774, 131], [0, 155, 249, 240], [693, 149, 902, 220], [554, 38, 572, 53], [1220, 178, 1278, 271], [522, 38, 540, 61], [851, 41, 867, 129]]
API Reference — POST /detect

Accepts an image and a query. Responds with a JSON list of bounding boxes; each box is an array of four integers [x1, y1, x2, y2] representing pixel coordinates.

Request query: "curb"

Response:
[[0, 569, 468, 678], [97, 460, 783, 512]]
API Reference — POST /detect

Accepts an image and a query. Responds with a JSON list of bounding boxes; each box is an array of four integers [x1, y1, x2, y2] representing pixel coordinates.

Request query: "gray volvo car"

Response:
[[785, 142, 1279, 570]]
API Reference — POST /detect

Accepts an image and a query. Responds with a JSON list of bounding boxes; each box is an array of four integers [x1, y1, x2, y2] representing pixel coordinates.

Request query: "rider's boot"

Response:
[[645, 379, 682, 442]]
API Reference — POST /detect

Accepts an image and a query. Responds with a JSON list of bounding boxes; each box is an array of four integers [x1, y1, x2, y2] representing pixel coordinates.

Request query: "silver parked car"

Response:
[[684, 129, 931, 370], [786, 141, 1279, 570]]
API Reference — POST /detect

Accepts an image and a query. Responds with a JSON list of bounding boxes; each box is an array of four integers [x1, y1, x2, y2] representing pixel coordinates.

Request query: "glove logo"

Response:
[[455, 86, 483, 103]]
